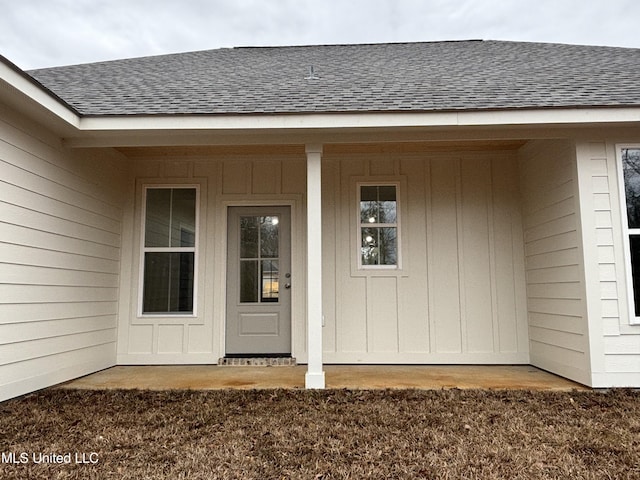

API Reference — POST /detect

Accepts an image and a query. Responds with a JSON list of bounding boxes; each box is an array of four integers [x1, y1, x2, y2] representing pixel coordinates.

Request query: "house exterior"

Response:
[[1, 40, 640, 401]]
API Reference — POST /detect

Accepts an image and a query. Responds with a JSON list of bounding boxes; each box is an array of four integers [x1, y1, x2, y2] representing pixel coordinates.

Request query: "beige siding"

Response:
[[576, 140, 640, 387], [518, 139, 591, 385], [0, 104, 128, 401], [118, 148, 528, 365], [323, 151, 529, 363], [116, 153, 307, 363]]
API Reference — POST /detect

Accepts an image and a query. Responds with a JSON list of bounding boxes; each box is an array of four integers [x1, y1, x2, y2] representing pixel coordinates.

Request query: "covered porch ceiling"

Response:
[[113, 139, 530, 159], [65, 118, 640, 149]]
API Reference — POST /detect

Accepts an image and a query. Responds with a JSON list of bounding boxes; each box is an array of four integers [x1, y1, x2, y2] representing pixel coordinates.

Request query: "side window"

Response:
[[358, 184, 399, 268], [620, 147, 640, 323], [141, 187, 197, 315]]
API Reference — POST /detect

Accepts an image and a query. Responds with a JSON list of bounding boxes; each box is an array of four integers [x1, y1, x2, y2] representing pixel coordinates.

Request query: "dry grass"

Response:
[[0, 388, 639, 479]]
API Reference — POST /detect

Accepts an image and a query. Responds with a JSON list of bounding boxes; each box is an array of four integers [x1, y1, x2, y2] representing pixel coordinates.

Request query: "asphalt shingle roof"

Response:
[[25, 40, 640, 116]]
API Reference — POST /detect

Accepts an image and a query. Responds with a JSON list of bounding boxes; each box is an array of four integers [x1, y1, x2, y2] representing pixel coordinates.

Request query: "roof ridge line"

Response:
[[233, 39, 486, 49]]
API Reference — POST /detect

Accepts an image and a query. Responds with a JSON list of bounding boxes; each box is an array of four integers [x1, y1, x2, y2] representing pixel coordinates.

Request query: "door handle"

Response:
[[284, 283, 291, 289]]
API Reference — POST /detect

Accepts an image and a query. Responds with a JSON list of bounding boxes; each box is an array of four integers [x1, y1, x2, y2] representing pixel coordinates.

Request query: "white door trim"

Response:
[[214, 197, 303, 360], [225, 206, 292, 354]]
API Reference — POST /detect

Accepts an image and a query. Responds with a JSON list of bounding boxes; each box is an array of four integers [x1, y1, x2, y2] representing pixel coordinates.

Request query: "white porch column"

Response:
[[305, 144, 325, 389]]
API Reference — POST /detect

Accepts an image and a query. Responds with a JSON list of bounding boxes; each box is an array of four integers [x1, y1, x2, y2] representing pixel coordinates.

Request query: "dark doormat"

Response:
[[218, 357, 297, 366]]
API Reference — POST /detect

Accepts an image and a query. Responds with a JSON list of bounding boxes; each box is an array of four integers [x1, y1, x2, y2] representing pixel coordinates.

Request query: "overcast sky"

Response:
[[2, 0, 639, 70]]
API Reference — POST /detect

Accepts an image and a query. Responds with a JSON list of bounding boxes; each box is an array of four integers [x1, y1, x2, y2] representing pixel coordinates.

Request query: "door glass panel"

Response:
[[239, 215, 281, 303], [261, 260, 279, 302], [240, 217, 259, 258], [240, 260, 258, 303], [260, 216, 279, 258], [623, 148, 640, 229]]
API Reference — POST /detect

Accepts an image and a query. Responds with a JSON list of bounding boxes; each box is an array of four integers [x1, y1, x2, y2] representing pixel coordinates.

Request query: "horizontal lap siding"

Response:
[[0, 105, 127, 401], [519, 140, 590, 385], [323, 152, 529, 364], [576, 141, 640, 387]]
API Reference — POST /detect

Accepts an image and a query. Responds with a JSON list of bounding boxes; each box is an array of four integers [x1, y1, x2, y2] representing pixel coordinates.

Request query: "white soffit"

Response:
[[76, 108, 640, 133], [65, 109, 640, 147]]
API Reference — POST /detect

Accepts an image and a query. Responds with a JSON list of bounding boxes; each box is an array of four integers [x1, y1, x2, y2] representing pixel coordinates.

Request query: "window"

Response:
[[141, 187, 197, 315], [358, 184, 399, 268], [620, 147, 640, 323]]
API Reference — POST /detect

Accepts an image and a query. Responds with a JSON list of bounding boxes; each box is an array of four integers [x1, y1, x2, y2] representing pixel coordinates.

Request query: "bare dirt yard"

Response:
[[0, 388, 639, 479]]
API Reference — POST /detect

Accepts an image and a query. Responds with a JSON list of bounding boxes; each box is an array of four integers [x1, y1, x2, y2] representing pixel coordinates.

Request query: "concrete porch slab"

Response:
[[57, 365, 586, 391]]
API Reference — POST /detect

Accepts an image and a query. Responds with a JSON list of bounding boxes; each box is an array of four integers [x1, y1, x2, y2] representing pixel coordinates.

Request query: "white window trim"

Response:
[[138, 184, 200, 318], [356, 181, 402, 270], [615, 144, 640, 325]]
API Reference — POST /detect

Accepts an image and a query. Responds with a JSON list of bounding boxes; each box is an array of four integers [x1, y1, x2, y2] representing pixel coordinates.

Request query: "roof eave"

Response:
[[2, 56, 639, 146], [0, 55, 81, 135], [58, 107, 640, 148]]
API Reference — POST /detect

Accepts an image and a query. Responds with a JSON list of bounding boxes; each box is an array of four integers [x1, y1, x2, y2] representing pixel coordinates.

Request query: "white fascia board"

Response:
[[462, 107, 640, 126], [78, 112, 457, 131], [76, 108, 640, 133], [0, 61, 80, 129]]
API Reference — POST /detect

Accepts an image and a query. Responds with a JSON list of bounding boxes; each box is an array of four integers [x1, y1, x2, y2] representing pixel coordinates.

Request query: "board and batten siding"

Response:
[[575, 140, 640, 387], [0, 104, 128, 402], [518, 140, 591, 385], [321, 151, 529, 363], [116, 153, 308, 363], [117, 148, 529, 365]]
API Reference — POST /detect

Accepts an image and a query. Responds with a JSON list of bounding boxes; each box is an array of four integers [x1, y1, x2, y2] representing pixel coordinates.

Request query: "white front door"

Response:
[[225, 206, 292, 355]]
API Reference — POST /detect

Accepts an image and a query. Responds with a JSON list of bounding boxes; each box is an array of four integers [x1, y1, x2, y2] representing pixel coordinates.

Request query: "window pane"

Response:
[[378, 186, 397, 223], [361, 200, 378, 224], [171, 189, 196, 247], [261, 260, 279, 302], [360, 185, 396, 223], [360, 186, 378, 202], [174, 252, 194, 311], [240, 260, 258, 303], [260, 216, 279, 258], [145, 188, 196, 247], [378, 227, 398, 265], [361, 227, 377, 265], [630, 236, 640, 317], [361, 227, 397, 266], [240, 217, 259, 259], [145, 189, 171, 247], [143, 252, 194, 313], [360, 186, 379, 223], [623, 149, 640, 229]]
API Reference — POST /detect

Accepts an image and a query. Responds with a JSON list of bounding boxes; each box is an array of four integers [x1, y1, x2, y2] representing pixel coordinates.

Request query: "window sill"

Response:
[[351, 268, 409, 278]]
